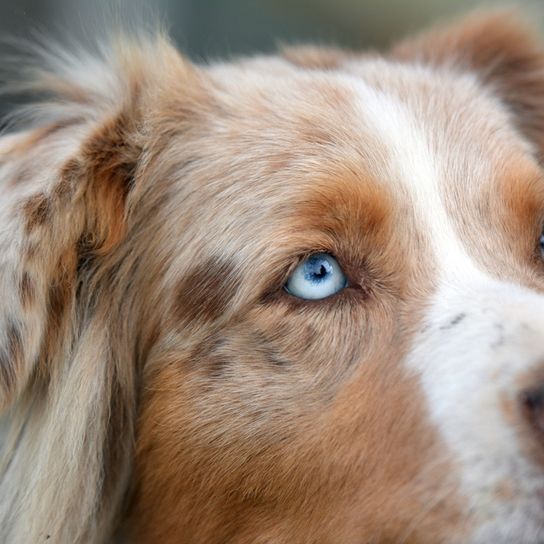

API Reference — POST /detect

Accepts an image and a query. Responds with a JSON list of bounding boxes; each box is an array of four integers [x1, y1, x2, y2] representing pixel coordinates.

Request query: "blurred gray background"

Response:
[[0, 0, 526, 57], [0, 0, 536, 117]]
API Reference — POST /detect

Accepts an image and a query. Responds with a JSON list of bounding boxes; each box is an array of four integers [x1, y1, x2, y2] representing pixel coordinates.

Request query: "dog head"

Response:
[[2, 10, 544, 543]]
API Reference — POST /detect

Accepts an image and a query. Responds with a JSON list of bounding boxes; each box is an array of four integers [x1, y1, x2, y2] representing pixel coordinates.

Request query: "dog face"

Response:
[[2, 10, 544, 544]]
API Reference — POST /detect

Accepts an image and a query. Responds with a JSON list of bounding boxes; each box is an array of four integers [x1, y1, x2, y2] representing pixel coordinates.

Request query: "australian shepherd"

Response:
[[1, 9, 544, 544]]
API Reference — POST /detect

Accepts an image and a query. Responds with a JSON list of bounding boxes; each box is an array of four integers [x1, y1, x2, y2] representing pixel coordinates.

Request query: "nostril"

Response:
[[520, 386, 544, 434]]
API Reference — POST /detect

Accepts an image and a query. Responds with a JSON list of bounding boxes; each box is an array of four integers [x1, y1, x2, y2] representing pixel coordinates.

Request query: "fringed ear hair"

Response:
[[0, 32, 204, 543]]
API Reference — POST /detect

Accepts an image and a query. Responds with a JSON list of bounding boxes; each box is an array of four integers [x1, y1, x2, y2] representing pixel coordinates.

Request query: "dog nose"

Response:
[[520, 385, 544, 434]]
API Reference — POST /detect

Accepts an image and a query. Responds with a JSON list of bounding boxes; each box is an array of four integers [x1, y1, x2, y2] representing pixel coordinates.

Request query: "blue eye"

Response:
[[540, 233, 544, 257], [285, 253, 347, 300]]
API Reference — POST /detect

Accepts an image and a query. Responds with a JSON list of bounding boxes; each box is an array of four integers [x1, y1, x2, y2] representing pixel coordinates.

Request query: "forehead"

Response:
[[207, 57, 532, 172], [150, 54, 544, 298], [161, 58, 544, 282], [206, 58, 537, 184]]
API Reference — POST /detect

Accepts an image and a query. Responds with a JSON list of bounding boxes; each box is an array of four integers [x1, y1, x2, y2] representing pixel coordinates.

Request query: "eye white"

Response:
[[285, 253, 347, 300]]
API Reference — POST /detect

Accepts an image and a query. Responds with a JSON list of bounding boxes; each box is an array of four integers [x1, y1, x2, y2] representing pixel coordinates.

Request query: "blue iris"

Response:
[[285, 253, 347, 300]]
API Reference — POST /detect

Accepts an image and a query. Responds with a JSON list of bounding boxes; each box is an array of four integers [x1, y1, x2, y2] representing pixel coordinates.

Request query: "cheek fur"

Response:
[[128, 282, 461, 543]]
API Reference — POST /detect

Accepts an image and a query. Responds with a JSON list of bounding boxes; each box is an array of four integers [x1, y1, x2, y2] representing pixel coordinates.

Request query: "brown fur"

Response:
[[2, 9, 544, 544], [22, 192, 51, 231], [18, 271, 35, 309]]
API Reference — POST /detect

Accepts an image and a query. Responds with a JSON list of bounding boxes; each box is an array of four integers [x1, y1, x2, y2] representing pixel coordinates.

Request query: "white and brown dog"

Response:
[[1, 8, 544, 543]]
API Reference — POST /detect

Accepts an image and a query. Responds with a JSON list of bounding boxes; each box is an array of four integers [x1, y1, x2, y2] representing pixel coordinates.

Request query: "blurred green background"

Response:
[[0, 0, 530, 58]]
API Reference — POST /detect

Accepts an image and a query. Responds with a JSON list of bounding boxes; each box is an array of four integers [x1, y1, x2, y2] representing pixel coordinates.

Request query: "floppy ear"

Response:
[[0, 32, 203, 409], [0, 35, 203, 543], [391, 10, 544, 157], [0, 58, 143, 544], [0, 75, 139, 413]]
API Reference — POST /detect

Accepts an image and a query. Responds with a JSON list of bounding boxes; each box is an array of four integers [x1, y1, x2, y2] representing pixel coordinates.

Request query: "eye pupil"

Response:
[[305, 258, 332, 283], [284, 252, 347, 300]]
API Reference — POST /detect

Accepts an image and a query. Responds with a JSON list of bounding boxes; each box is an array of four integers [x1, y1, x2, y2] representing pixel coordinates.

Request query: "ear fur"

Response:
[[391, 10, 544, 157], [0, 33, 201, 543], [0, 53, 141, 411]]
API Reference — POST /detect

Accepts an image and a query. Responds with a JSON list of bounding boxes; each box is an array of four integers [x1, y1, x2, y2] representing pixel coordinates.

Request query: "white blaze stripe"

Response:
[[352, 79, 478, 276], [354, 81, 544, 541]]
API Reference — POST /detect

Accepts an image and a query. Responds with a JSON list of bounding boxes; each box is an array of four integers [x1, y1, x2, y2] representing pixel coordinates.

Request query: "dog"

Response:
[[1, 8, 544, 543]]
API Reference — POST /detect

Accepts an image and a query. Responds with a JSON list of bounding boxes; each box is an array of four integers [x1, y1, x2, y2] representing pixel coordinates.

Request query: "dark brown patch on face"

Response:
[[205, 354, 231, 379], [173, 258, 240, 325], [192, 329, 293, 381], [0, 321, 23, 397], [22, 193, 51, 232], [19, 272, 35, 309]]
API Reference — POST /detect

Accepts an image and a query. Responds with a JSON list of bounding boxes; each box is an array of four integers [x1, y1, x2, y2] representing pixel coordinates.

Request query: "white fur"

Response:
[[353, 73, 544, 541]]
